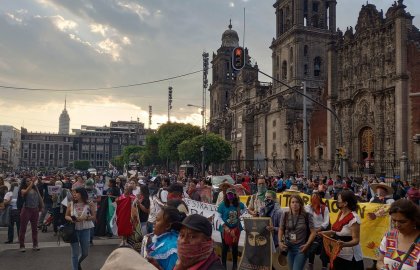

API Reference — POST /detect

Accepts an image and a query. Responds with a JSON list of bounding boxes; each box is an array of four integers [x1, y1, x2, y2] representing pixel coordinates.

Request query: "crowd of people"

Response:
[[0, 170, 419, 270]]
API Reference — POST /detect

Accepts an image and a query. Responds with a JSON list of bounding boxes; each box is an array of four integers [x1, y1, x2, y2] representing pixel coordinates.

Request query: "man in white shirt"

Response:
[[3, 182, 20, 244]]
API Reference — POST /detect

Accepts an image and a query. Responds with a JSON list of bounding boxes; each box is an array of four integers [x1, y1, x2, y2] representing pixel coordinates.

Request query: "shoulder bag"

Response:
[[59, 202, 77, 244], [397, 234, 420, 270]]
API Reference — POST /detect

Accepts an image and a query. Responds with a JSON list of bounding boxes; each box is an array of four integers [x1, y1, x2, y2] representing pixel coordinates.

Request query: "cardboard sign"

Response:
[[48, 186, 62, 195]]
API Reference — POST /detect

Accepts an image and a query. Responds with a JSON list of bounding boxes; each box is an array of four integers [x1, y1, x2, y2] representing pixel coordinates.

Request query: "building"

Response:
[[59, 98, 70, 135], [20, 128, 78, 169], [0, 125, 21, 169], [72, 120, 147, 168], [328, 1, 420, 165], [209, 0, 420, 177]]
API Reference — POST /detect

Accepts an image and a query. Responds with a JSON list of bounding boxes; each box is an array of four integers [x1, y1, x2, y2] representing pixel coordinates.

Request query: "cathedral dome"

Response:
[[222, 20, 239, 47]]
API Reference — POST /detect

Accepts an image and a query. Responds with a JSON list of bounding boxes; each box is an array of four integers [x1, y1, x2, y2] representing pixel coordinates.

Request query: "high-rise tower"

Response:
[[59, 98, 70, 135]]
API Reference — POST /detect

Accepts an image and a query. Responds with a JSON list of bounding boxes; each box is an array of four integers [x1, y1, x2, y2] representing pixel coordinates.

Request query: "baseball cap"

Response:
[[181, 214, 212, 237]]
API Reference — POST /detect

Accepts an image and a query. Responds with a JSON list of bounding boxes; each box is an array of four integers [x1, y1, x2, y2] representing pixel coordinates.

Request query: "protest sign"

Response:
[[239, 192, 390, 260], [239, 217, 272, 270], [47, 185, 62, 195]]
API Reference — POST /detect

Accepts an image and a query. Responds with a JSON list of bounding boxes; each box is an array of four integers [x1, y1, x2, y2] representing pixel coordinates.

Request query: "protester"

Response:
[[85, 178, 100, 244], [38, 177, 54, 229], [259, 190, 282, 256], [147, 181, 160, 234], [51, 180, 67, 237], [65, 187, 96, 270], [279, 194, 316, 270], [174, 214, 224, 270], [18, 176, 44, 252], [305, 191, 330, 270], [369, 183, 395, 205], [322, 190, 363, 270], [377, 199, 420, 270], [147, 206, 185, 270], [217, 187, 246, 270], [106, 179, 121, 202], [137, 184, 150, 236], [3, 182, 20, 244], [186, 180, 201, 201], [216, 180, 232, 206], [248, 177, 267, 217], [406, 181, 420, 205]]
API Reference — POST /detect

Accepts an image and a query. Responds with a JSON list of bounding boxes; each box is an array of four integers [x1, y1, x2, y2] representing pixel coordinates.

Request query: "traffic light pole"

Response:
[[256, 69, 344, 177]]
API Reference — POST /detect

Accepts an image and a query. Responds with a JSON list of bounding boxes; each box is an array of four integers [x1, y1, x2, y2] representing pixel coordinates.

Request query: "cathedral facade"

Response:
[[208, 0, 420, 176]]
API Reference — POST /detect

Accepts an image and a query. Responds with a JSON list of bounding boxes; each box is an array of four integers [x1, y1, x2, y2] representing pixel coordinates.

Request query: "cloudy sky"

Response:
[[0, 0, 419, 133]]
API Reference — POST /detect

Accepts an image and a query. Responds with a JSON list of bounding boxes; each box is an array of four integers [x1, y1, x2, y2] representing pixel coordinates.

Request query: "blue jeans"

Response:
[[287, 243, 307, 270], [71, 229, 91, 270]]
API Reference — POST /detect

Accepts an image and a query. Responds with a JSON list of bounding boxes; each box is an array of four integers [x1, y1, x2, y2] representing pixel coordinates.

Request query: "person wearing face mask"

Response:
[[305, 192, 330, 270], [321, 190, 363, 270], [174, 214, 224, 270], [248, 177, 268, 217], [259, 190, 282, 249], [217, 188, 246, 270]]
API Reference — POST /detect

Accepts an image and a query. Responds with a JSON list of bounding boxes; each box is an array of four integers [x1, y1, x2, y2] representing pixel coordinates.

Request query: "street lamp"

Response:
[[187, 103, 206, 176]]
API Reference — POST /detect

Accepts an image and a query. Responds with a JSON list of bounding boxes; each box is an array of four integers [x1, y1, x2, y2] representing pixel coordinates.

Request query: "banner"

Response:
[[239, 218, 272, 270], [47, 186, 62, 195], [321, 234, 342, 269], [240, 192, 390, 260]]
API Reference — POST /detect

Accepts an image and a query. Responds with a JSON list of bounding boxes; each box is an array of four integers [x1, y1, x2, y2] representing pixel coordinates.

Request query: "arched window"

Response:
[[289, 47, 294, 62], [282, 61, 287, 80], [314, 57, 321, 76], [318, 147, 324, 160]]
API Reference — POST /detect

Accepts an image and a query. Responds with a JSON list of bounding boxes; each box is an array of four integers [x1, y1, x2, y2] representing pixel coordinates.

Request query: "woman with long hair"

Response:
[[137, 185, 151, 236], [377, 199, 420, 270], [322, 190, 363, 270], [217, 188, 246, 270], [18, 176, 44, 252], [65, 187, 96, 270], [279, 195, 316, 270]]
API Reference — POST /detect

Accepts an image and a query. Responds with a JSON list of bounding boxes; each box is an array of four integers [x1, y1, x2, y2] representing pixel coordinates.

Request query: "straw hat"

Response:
[[285, 184, 300, 193], [370, 182, 394, 196]]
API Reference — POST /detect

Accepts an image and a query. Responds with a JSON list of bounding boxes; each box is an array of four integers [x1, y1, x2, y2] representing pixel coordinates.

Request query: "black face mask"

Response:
[[264, 199, 273, 207]]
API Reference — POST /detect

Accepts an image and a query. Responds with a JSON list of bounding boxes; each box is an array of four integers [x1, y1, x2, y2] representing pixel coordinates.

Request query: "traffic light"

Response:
[[232, 47, 245, 70]]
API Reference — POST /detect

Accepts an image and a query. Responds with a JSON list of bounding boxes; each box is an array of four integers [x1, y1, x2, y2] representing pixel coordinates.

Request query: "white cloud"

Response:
[[229, 2, 235, 8], [51, 15, 77, 32], [117, 1, 150, 20], [122, 36, 131, 45], [90, 23, 108, 37], [98, 38, 122, 61]]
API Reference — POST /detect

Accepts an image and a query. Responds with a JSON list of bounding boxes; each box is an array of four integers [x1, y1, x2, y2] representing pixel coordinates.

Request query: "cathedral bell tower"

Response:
[[208, 21, 239, 136], [269, 0, 336, 162]]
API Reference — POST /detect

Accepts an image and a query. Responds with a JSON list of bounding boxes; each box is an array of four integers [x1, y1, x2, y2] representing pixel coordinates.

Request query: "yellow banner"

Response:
[[240, 192, 390, 260]]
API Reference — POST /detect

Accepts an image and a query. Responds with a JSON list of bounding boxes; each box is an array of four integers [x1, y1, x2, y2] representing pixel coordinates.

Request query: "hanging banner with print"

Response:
[[321, 234, 342, 269], [239, 217, 272, 270]]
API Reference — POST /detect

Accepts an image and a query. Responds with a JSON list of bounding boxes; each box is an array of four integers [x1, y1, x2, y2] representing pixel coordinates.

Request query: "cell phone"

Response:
[[71, 216, 77, 221]]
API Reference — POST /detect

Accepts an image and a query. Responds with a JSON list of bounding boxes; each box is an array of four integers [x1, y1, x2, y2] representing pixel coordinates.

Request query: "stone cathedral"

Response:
[[208, 0, 420, 176]]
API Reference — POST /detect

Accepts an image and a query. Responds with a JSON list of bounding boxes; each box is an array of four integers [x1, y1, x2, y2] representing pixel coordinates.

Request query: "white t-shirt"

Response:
[[305, 205, 330, 230], [336, 211, 364, 261], [379, 230, 420, 270], [4, 189, 18, 210]]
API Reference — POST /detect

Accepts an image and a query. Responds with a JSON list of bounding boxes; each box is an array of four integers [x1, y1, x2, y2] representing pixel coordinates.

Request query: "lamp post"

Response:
[[187, 104, 206, 176]]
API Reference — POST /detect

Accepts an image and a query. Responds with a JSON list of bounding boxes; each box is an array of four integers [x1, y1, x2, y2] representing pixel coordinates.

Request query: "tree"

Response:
[[122, 145, 145, 165], [73, 160, 90, 170], [112, 155, 125, 170], [157, 123, 201, 163], [178, 133, 232, 166], [142, 133, 161, 166]]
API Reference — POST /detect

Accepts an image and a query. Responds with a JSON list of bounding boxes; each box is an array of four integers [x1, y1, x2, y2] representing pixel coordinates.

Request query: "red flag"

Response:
[[116, 195, 134, 237]]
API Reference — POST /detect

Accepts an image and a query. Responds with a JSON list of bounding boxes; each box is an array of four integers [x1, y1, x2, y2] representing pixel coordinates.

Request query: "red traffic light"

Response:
[[232, 46, 245, 70]]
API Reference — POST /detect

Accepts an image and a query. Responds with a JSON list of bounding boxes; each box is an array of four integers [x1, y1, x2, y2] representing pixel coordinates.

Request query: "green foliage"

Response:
[[122, 145, 145, 164], [73, 160, 90, 170], [157, 123, 201, 162], [142, 133, 161, 166], [178, 133, 232, 165], [112, 155, 125, 170]]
